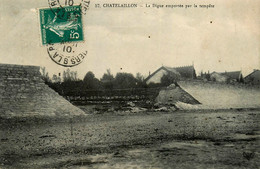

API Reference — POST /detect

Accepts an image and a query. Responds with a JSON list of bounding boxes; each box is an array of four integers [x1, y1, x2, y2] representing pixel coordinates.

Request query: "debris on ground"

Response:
[[154, 107, 169, 112], [127, 102, 135, 107]]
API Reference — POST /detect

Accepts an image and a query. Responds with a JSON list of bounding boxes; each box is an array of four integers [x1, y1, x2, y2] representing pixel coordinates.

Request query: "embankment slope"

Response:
[[178, 81, 260, 109], [0, 64, 85, 118]]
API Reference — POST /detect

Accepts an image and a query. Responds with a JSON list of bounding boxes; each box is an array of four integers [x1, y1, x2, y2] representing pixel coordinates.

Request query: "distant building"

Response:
[[210, 71, 243, 83], [210, 72, 229, 83], [244, 69, 260, 85], [145, 65, 196, 84], [174, 65, 196, 79], [220, 71, 243, 82]]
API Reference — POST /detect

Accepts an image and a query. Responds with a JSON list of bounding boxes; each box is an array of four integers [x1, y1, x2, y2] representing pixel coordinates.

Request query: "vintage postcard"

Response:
[[0, 0, 259, 168]]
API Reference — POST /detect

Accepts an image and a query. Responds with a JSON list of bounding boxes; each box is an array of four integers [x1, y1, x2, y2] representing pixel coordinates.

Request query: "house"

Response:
[[244, 69, 260, 85], [145, 65, 196, 84], [210, 71, 243, 83], [174, 65, 196, 79], [210, 72, 229, 83], [220, 71, 243, 82]]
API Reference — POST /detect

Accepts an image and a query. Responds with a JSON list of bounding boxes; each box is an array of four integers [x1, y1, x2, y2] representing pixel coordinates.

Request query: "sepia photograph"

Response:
[[0, 0, 259, 168]]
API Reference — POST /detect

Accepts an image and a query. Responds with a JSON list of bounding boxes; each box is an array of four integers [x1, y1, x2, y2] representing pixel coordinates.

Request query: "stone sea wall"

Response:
[[0, 63, 85, 118]]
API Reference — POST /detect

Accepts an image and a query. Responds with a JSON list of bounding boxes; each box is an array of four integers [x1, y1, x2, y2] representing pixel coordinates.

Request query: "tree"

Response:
[[161, 72, 180, 87], [136, 73, 143, 82], [52, 74, 61, 83], [83, 71, 101, 89], [71, 71, 78, 81], [83, 71, 95, 82], [62, 69, 78, 82], [114, 72, 137, 89], [40, 67, 51, 83], [101, 69, 114, 82], [205, 72, 211, 81], [136, 72, 146, 88], [101, 69, 114, 89]]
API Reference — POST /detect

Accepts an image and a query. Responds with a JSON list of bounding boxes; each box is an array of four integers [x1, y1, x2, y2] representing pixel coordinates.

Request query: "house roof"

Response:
[[210, 71, 218, 75], [210, 72, 230, 81], [145, 65, 195, 82], [210, 71, 220, 75], [145, 66, 180, 82], [163, 66, 181, 75], [244, 69, 260, 79], [210, 71, 228, 77], [173, 65, 195, 77], [220, 71, 241, 79]]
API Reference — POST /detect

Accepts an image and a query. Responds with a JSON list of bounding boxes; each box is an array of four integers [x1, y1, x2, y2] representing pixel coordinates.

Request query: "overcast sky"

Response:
[[0, 0, 259, 79]]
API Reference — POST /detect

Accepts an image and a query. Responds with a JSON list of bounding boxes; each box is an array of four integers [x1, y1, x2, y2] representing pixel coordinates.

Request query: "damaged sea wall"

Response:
[[0, 64, 85, 118], [156, 84, 200, 105], [178, 80, 260, 109]]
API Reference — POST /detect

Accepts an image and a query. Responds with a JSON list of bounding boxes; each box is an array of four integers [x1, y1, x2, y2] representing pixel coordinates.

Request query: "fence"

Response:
[[59, 87, 163, 102]]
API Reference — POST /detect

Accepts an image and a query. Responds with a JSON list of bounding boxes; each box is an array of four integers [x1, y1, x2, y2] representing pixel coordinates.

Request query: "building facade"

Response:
[[145, 65, 196, 84]]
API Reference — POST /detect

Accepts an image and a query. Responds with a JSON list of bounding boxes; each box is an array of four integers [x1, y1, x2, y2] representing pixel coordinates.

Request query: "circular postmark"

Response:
[[43, 0, 90, 67], [48, 0, 90, 17], [47, 42, 87, 67]]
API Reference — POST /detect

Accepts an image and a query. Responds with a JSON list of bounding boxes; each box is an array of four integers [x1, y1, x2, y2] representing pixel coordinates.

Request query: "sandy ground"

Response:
[[0, 109, 259, 168]]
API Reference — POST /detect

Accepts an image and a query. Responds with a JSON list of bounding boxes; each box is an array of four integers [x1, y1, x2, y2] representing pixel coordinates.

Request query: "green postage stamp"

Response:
[[39, 5, 84, 45]]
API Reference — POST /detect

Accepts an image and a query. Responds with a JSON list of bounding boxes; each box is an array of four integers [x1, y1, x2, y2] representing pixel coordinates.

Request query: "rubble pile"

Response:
[[154, 83, 200, 111]]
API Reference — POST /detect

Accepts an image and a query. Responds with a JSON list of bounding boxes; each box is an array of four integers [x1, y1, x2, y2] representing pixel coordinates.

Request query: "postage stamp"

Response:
[[39, 5, 84, 45]]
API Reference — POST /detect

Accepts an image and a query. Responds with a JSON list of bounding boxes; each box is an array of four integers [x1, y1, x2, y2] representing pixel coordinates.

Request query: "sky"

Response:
[[0, 0, 259, 79]]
